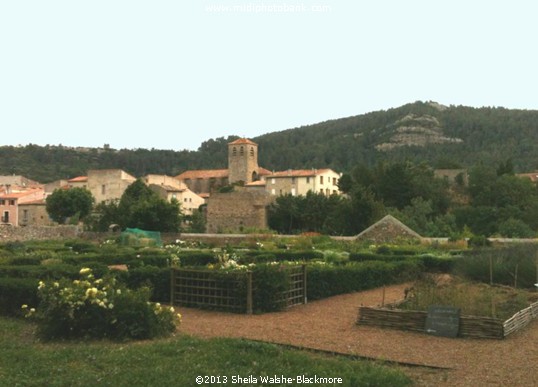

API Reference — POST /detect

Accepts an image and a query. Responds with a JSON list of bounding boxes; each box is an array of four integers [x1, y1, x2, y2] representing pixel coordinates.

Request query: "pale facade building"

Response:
[[265, 169, 341, 197], [145, 174, 205, 215], [87, 169, 136, 203]]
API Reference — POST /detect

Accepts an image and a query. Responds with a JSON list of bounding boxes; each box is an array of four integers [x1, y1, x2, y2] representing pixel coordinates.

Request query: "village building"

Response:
[[265, 169, 341, 197], [144, 174, 204, 216], [0, 175, 40, 187], [87, 169, 136, 204], [205, 189, 273, 234], [67, 176, 89, 189], [175, 139, 272, 196], [0, 187, 46, 226], [177, 138, 342, 233], [176, 138, 340, 198], [18, 200, 52, 226]]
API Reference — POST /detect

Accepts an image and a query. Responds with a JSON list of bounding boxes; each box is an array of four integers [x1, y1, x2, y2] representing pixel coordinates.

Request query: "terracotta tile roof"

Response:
[[176, 169, 229, 180], [258, 167, 272, 176], [267, 169, 333, 178], [228, 138, 257, 146], [0, 189, 43, 200], [68, 176, 88, 183], [199, 193, 211, 199]]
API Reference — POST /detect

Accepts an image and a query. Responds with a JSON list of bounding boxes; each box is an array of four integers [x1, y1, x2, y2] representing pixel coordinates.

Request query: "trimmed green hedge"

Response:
[[177, 251, 215, 267], [307, 261, 420, 301], [0, 265, 80, 280], [349, 252, 460, 273], [240, 250, 324, 264], [0, 277, 39, 316], [114, 266, 171, 303]]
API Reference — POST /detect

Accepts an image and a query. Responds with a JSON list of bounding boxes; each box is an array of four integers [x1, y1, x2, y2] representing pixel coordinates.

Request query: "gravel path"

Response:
[[179, 283, 538, 386]]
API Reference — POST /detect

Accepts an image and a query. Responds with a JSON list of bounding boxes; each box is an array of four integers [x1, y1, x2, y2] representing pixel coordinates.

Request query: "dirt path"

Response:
[[179, 283, 538, 386]]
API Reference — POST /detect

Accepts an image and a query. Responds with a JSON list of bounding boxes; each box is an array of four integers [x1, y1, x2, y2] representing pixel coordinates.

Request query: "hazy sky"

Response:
[[1, 1, 537, 151]]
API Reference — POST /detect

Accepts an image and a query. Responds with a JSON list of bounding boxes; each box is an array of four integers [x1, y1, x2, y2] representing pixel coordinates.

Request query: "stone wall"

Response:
[[206, 190, 274, 234], [0, 225, 80, 242]]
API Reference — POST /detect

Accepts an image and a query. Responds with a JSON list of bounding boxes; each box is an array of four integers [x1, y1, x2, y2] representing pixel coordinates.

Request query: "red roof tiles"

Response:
[[267, 169, 332, 178], [228, 138, 257, 146], [176, 169, 229, 180]]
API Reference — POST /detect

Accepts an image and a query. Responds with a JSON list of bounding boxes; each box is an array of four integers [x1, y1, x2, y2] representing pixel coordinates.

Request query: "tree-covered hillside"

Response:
[[2, 101, 538, 183], [254, 101, 538, 172]]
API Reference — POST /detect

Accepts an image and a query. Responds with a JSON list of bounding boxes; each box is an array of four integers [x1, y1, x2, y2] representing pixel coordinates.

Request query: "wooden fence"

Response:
[[357, 305, 521, 339], [170, 265, 307, 314], [503, 301, 538, 337]]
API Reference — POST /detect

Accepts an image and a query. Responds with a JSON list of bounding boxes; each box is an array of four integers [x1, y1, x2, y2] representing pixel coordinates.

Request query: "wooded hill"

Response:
[[3, 101, 538, 183]]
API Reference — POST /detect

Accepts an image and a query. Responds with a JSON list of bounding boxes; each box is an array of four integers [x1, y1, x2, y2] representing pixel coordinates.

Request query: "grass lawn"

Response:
[[0, 317, 411, 387]]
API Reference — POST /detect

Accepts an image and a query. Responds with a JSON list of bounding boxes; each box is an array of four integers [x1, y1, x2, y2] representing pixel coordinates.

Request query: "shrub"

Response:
[[178, 251, 216, 267], [307, 261, 420, 300], [0, 277, 39, 316], [8, 257, 42, 266], [23, 268, 181, 341], [239, 253, 277, 264], [0, 265, 80, 280], [241, 250, 323, 263], [117, 266, 171, 302], [251, 264, 293, 312]]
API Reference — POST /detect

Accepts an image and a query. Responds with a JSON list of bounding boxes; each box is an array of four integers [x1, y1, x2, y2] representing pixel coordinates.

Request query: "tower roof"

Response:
[[228, 138, 257, 146]]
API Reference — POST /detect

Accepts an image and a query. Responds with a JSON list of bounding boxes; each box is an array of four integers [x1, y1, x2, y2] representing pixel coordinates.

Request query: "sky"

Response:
[[1, 1, 537, 151]]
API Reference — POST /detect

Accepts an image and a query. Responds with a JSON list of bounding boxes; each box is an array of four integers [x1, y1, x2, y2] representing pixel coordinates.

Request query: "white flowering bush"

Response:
[[23, 268, 181, 341]]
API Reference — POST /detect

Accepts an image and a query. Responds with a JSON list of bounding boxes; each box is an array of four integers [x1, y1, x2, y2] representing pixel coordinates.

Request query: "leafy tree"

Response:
[[185, 206, 206, 233], [337, 173, 353, 194], [119, 180, 182, 232], [46, 188, 94, 224], [92, 180, 182, 232]]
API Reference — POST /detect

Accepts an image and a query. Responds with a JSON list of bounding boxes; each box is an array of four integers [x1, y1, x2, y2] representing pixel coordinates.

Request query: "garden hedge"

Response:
[[0, 277, 39, 316], [306, 261, 420, 301]]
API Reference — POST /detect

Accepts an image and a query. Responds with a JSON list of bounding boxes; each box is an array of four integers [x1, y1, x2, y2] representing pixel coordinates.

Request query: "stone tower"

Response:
[[228, 138, 259, 184]]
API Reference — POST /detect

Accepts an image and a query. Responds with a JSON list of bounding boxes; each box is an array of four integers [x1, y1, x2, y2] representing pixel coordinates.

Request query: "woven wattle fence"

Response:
[[357, 301, 538, 339]]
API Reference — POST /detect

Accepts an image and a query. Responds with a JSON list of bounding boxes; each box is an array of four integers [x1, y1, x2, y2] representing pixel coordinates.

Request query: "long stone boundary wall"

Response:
[[0, 225, 80, 242]]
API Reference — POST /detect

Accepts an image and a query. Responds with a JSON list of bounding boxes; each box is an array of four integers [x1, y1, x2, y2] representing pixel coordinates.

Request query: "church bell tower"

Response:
[[228, 138, 259, 185]]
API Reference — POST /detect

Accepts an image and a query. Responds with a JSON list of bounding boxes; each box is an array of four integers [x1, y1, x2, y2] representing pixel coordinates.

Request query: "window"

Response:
[[23, 209, 28, 223], [232, 147, 237, 156], [250, 147, 254, 157], [271, 178, 275, 184], [271, 189, 276, 195], [101, 185, 106, 195], [320, 176, 324, 184], [306, 177, 310, 184], [0, 200, 4, 205], [333, 177, 337, 185], [9, 200, 15, 206], [291, 177, 296, 184], [240, 146, 244, 155], [184, 198, 188, 202], [291, 188, 296, 196], [2, 211, 8, 223]]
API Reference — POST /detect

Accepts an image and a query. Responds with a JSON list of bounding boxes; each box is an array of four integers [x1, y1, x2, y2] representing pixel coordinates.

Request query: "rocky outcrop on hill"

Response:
[[375, 113, 463, 151]]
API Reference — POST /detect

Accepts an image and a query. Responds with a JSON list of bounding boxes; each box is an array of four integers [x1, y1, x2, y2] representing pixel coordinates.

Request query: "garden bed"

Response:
[[356, 276, 538, 339]]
